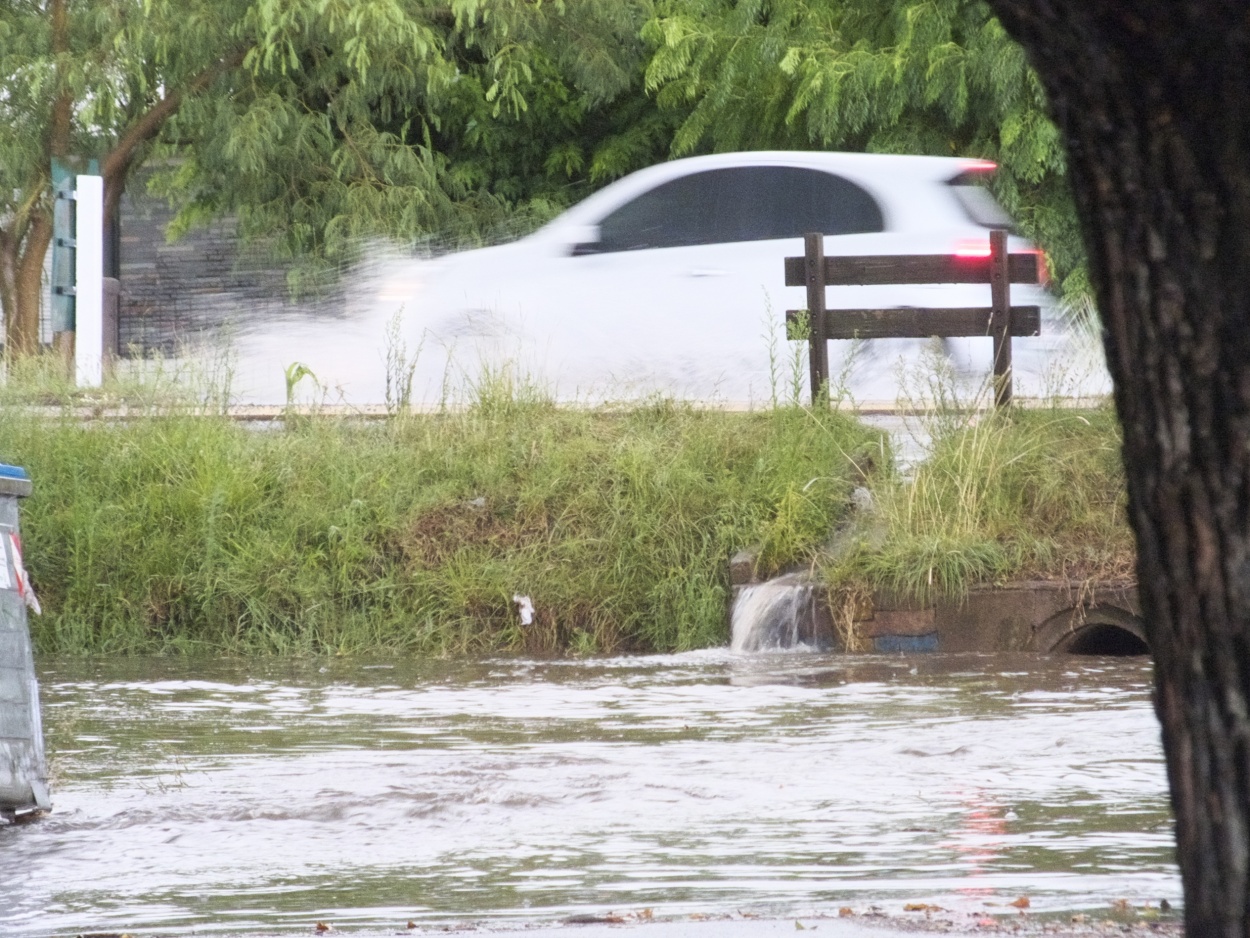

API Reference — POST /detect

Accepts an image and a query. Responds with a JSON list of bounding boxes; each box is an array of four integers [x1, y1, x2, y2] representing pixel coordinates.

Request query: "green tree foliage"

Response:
[[0, 0, 255, 353], [417, 1, 679, 200], [164, 0, 676, 267], [0, 0, 665, 355], [0, 0, 437, 352], [641, 0, 1085, 290], [0, 0, 1085, 358]]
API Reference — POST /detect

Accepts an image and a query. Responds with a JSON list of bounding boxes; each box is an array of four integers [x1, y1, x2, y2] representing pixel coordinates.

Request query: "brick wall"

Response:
[[117, 191, 338, 356]]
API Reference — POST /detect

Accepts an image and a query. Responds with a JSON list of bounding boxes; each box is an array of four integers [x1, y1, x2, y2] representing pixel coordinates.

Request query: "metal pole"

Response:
[[50, 160, 76, 372], [74, 175, 104, 388]]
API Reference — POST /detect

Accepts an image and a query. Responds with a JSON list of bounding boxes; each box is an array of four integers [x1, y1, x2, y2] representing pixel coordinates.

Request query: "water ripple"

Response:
[[0, 653, 1178, 936]]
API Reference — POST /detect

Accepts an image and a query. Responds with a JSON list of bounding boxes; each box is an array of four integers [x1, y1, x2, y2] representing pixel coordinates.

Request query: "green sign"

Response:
[[48, 157, 100, 335]]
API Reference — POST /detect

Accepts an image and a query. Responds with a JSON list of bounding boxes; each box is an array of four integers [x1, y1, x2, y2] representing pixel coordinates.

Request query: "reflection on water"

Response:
[[0, 653, 1177, 936]]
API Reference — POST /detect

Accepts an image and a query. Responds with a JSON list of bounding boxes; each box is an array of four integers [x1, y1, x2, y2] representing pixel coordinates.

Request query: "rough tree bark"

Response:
[[984, 2, 1250, 933]]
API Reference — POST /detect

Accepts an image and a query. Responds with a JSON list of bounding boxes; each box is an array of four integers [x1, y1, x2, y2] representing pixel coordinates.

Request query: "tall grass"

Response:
[[823, 402, 1133, 605], [1, 380, 880, 656], [0, 342, 238, 414], [1, 319, 1135, 654]]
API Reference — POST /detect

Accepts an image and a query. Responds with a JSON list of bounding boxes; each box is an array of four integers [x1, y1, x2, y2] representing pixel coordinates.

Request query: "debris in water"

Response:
[[512, 594, 535, 625], [850, 485, 876, 513]]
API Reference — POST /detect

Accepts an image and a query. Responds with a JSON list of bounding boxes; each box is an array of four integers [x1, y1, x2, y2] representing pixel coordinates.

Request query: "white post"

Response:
[[74, 175, 104, 388]]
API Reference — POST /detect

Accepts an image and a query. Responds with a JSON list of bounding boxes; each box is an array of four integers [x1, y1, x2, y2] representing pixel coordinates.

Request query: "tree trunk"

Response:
[[985, 2, 1250, 933], [11, 218, 51, 358], [0, 238, 17, 354], [0, 218, 49, 359]]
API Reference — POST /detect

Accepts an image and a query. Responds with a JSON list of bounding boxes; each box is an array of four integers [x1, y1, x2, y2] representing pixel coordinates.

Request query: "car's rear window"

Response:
[[597, 166, 885, 252], [947, 170, 1016, 230]]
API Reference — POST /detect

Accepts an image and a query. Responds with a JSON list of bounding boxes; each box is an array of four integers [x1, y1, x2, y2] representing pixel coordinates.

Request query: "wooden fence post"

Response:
[[989, 228, 1012, 408], [785, 231, 1037, 408], [803, 232, 829, 405]]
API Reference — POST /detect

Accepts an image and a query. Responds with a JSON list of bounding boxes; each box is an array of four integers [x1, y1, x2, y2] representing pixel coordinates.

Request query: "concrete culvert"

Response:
[[1035, 605, 1150, 656], [1057, 623, 1150, 656]]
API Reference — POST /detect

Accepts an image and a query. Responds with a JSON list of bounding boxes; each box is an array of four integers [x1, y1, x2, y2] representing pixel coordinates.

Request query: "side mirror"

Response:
[[567, 223, 603, 256]]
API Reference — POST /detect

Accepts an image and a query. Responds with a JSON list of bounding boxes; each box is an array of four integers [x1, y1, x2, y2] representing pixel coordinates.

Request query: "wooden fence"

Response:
[[783, 228, 1042, 407]]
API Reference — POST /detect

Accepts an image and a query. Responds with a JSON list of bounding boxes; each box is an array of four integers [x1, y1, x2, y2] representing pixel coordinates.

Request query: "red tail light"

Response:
[[1025, 247, 1050, 285], [954, 239, 992, 259]]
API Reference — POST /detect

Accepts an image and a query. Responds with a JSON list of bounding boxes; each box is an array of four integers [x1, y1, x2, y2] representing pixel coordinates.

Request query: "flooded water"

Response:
[[0, 652, 1178, 936]]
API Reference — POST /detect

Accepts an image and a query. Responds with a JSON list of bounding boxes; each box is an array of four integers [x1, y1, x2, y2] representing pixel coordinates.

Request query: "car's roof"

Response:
[[632, 150, 987, 179], [543, 150, 993, 234]]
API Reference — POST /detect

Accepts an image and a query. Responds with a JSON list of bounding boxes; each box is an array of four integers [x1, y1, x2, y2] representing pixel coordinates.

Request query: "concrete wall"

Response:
[[0, 477, 50, 819], [10, 182, 352, 357], [871, 580, 1143, 654], [731, 560, 1145, 655]]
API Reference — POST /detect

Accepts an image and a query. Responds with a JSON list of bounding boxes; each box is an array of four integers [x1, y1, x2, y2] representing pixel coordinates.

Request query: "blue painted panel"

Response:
[[874, 633, 939, 653]]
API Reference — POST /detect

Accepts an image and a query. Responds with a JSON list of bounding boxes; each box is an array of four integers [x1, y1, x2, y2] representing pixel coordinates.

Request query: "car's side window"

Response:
[[718, 167, 885, 241], [596, 167, 884, 253], [597, 174, 721, 252]]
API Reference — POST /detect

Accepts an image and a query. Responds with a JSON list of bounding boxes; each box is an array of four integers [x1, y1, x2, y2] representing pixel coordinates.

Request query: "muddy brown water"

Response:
[[0, 652, 1178, 936]]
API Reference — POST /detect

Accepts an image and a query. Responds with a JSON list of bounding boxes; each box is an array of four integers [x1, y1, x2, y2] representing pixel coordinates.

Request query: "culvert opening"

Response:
[[1062, 624, 1150, 657]]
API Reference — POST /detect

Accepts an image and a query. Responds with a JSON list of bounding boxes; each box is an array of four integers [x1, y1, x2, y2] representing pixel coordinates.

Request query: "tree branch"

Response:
[[101, 46, 250, 187], [48, 0, 71, 161]]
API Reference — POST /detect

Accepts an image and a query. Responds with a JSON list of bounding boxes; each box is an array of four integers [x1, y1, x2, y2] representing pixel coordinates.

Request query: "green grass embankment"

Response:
[[0, 396, 881, 656], [822, 404, 1135, 607]]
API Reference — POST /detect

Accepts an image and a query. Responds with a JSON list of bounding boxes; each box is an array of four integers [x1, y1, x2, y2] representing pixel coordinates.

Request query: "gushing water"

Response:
[[152, 248, 1108, 408], [730, 574, 825, 652]]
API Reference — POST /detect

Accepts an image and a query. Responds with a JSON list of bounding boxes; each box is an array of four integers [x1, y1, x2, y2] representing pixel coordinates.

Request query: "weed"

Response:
[[786, 309, 810, 406], [822, 400, 1131, 606], [382, 311, 422, 417], [283, 362, 319, 409]]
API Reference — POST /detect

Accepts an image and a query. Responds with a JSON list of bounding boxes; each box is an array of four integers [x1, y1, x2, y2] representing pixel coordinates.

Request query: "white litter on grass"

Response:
[[9, 533, 40, 615], [512, 594, 535, 626]]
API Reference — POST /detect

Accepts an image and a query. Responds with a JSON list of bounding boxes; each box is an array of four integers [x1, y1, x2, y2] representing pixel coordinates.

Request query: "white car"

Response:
[[341, 151, 1059, 407]]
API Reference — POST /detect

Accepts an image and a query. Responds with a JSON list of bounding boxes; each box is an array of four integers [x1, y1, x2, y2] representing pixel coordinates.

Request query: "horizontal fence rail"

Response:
[[783, 251, 1041, 287], [784, 306, 1041, 340], [785, 229, 1041, 408]]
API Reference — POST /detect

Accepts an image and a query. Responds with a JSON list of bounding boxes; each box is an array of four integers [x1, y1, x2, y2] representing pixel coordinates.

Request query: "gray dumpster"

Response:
[[0, 464, 49, 822]]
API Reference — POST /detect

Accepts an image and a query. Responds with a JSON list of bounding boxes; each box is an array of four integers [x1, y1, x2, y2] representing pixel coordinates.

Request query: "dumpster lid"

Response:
[[0, 464, 29, 480]]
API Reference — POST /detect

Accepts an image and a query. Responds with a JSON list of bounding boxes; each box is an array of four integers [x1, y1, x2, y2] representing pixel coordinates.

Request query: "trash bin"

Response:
[[0, 463, 49, 821]]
